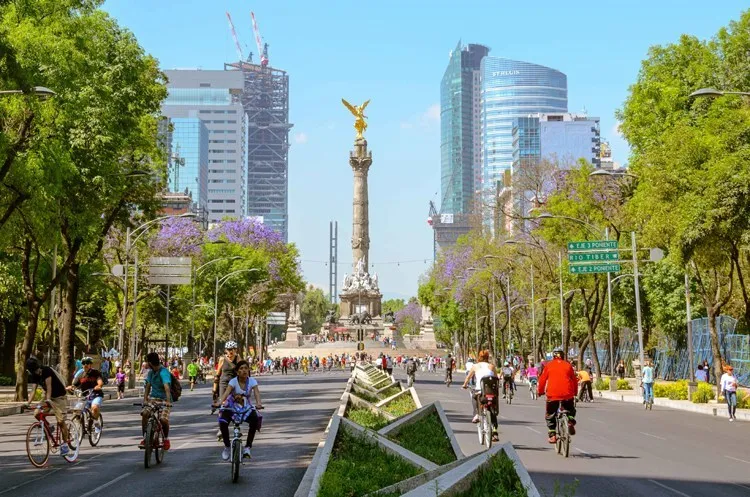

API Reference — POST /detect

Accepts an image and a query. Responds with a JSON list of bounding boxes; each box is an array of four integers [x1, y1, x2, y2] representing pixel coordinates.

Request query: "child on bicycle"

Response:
[[213, 360, 264, 460]]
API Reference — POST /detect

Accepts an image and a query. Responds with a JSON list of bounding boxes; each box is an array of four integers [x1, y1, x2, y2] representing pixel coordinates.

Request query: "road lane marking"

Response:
[[525, 426, 542, 434], [648, 479, 692, 497], [177, 441, 192, 450], [80, 472, 132, 497], [575, 447, 590, 455], [589, 418, 606, 424], [725, 455, 750, 465], [640, 431, 666, 440], [0, 468, 62, 495]]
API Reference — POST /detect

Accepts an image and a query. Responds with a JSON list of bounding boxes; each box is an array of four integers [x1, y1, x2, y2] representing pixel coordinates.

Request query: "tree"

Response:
[[301, 286, 329, 334], [382, 299, 406, 315], [394, 302, 421, 336]]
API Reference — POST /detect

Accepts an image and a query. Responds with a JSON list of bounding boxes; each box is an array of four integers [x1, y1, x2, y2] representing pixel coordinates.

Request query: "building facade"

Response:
[[481, 58, 567, 188], [539, 113, 600, 168], [225, 60, 291, 242], [162, 70, 246, 224]]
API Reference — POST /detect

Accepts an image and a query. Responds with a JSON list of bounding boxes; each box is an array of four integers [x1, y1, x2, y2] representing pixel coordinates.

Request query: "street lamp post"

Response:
[[689, 88, 750, 98], [632, 232, 646, 381], [191, 255, 241, 356], [213, 268, 260, 364]]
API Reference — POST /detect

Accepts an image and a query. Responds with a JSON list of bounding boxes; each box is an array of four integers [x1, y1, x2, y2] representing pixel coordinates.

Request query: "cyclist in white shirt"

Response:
[[720, 365, 738, 421], [213, 360, 264, 459], [462, 350, 499, 441]]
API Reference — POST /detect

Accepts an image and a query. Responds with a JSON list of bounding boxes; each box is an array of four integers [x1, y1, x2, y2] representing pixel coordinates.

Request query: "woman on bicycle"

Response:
[[213, 360, 263, 460], [213, 341, 239, 402], [462, 350, 499, 441]]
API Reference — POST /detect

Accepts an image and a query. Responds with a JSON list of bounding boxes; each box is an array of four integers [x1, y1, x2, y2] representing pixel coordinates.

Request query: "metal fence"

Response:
[[590, 316, 750, 386]]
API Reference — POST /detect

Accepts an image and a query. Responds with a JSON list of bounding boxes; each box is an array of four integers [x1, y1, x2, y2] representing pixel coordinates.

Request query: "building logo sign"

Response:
[[491, 70, 521, 77]]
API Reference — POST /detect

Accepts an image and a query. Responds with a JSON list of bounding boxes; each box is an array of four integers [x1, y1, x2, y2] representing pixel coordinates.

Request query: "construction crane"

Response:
[[251, 11, 269, 66], [225, 11, 244, 62]]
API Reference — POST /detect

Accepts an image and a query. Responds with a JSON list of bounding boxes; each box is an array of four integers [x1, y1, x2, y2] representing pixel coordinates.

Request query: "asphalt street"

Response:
[[0, 370, 349, 497], [403, 368, 750, 497]]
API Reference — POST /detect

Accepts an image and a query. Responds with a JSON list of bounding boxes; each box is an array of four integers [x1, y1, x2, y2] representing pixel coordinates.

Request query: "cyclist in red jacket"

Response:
[[537, 347, 578, 444]]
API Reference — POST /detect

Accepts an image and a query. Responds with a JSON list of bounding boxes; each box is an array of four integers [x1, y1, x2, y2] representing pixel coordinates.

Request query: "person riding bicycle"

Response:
[[641, 360, 655, 406], [444, 353, 455, 387], [25, 357, 72, 456], [537, 347, 578, 444], [577, 367, 593, 402], [501, 361, 515, 398], [462, 350, 499, 441], [213, 360, 264, 460], [187, 358, 200, 391], [139, 352, 172, 451], [213, 341, 239, 402], [68, 357, 105, 432]]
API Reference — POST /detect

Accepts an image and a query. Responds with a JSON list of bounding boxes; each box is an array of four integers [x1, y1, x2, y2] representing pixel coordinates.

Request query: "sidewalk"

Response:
[[595, 378, 749, 422]]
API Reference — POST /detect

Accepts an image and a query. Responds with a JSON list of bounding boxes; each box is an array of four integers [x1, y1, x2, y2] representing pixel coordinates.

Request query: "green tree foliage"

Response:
[[382, 298, 406, 315], [301, 286, 330, 334]]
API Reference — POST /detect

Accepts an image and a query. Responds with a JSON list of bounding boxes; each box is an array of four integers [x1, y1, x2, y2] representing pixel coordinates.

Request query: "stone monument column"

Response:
[[350, 138, 372, 271]]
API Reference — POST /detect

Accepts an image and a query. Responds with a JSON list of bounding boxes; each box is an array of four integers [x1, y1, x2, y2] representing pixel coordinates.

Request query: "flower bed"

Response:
[[454, 451, 527, 497]]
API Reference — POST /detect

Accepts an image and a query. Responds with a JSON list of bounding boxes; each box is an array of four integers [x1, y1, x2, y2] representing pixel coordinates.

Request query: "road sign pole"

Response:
[[632, 232, 646, 380], [606, 228, 615, 379], [559, 251, 564, 353]]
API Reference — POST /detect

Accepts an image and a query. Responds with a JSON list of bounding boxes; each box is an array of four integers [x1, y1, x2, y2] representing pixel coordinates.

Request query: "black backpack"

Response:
[[169, 372, 182, 401], [407, 361, 417, 374]]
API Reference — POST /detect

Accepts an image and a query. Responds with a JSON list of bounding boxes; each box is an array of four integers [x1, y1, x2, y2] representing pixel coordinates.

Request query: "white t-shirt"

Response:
[[227, 376, 258, 403], [720, 373, 737, 393], [474, 362, 494, 391]]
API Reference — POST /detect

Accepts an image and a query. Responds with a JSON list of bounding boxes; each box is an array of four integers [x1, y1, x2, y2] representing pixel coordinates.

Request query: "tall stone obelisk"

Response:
[[339, 99, 382, 321], [350, 138, 372, 271]]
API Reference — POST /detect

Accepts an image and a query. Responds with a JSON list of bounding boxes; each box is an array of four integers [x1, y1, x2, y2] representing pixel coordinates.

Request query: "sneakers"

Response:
[[94, 425, 102, 434], [730, 417, 734, 422], [243, 447, 252, 459], [59, 443, 70, 456], [138, 439, 145, 449], [547, 434, 557, 444], [222, 447, 230, 461], [162, 439, 170, 451], [471, 415, 480, 423], [568, 423, 576, 436]]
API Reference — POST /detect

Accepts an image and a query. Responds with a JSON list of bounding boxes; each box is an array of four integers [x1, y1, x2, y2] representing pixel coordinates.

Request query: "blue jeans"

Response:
[[643, 382, 654, 403], [725, 390, 737, 418]]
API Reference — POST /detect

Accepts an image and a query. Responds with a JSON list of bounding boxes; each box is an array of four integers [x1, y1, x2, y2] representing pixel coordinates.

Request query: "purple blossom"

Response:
[[268, 258, 281, 282], [395, 302, 422, 326], [150, 217, 204, 257], [207, 218, 284, 250]]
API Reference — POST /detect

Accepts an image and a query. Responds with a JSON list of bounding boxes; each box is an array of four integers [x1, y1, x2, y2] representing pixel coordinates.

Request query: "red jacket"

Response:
[[537, 358, 578, 401]]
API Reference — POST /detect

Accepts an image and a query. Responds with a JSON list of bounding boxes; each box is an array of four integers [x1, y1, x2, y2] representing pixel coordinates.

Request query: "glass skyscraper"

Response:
[[481, 58, 567, 187], [440, 42, 489, 216], [168, 118, 209, 213]]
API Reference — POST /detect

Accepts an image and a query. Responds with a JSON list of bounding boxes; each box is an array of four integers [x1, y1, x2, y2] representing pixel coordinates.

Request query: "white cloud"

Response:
[[611, 121, 622, 138], [401, 103, 440, 130], [423, 103, 440, 122], [294, 132, 308, 144]]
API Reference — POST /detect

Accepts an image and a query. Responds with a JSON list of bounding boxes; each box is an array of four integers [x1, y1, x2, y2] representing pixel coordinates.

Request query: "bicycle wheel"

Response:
[[63, 419, 81, 463], [154, 422, 164, 464], [558, 417, 570, 458], [476, 414, 485, 446], [26, 422, 50, 468], [231, 439, 241, 483], [144, 420, 154, 468], [483, 410, 493, 450], [555, 417, 563, 454], [71, 414, 84, 447], [89, 413, 103, 447]]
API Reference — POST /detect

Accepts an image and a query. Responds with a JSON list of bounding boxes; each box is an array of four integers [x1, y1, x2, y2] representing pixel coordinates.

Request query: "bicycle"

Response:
[[579, 383, 593, 403], [642, 383, 654, 410], [134, 401, 168, 468], [71, 389, 104, 447], [529, 377, 538, 400], [213, 404, 264, 483], [23, 402, 81, 467], [554, 405, 572, 458]]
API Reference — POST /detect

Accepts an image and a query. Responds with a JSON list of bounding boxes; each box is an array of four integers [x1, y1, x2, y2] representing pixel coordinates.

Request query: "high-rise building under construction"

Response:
[[225, 54, 292, 242]]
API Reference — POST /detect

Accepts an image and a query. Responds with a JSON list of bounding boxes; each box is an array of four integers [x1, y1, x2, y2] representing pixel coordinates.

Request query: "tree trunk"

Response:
[[15, 301, 41, 401], [0, 314, 20, 377], [59, 262, 81, 383], [562, 298, 573, 356], [706, 309, 724, 390], [577, 337, 589, 370]]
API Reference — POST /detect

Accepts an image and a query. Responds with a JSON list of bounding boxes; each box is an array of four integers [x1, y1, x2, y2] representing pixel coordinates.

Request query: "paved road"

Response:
[[0, 370, 348, 497], [402, 369, 750, 497]]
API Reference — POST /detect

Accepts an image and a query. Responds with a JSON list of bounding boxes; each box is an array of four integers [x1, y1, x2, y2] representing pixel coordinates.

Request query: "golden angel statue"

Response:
[[341, 98, 370, 139]]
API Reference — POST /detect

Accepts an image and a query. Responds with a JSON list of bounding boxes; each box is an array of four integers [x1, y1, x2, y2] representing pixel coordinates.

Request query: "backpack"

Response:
[[407, 361, 417, 374], [169, 372, 182, 401]]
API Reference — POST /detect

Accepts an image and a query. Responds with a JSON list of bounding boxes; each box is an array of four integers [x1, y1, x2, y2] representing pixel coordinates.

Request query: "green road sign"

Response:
[[568, 240, 618, 251], [568, 252, 619, 263], [569, 264, 621, 274]]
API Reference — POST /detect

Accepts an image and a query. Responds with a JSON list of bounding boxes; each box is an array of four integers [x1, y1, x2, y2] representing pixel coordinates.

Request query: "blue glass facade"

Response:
[[481, 59, 567, 187], [169, 118, 209, 213], [164, 88, 232, 106]]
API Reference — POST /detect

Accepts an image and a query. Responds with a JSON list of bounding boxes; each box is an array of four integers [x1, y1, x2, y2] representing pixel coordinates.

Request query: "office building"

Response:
[[162, 70, 246, 224], [481, 58, 567, 188], [225, 58, 291, 242], [539, 113, 600, 168]]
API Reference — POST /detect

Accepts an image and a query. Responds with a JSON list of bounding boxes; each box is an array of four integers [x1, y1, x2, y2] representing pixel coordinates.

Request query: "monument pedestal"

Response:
[[339, 290, 382, 318]]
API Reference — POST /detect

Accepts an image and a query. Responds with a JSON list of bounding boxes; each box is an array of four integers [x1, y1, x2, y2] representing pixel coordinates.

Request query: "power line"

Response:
[[300, 258, 432, 267]]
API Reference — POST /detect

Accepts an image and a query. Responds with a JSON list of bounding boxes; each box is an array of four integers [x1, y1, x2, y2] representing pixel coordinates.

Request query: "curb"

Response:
[[597, 390, 750, 421]]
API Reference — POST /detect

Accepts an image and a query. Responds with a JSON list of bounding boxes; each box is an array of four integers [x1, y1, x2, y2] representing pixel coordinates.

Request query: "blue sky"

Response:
[[103, 0, 745, 299]]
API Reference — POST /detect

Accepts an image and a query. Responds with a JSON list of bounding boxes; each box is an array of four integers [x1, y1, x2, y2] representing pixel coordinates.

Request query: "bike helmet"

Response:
[[81, 357, 94, 365], [25, 357, 40, 373], [225, 340, 237, 350], [504, 361, 510, 367], [552, 347, 565, 358]]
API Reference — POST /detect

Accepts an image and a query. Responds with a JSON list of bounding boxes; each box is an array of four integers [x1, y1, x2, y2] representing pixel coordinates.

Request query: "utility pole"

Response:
[[329, 221, 338, 304]]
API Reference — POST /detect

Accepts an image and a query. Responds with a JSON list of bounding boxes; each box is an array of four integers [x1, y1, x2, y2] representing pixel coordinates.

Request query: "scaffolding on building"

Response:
[[225, 59, 292, 242]]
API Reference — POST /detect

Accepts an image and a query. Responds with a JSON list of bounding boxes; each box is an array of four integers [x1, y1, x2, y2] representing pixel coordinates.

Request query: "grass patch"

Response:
[[346, 405, 390, 431], [352, 388, 379, 404], [380, 384, 401, 399], [373, 379, 392, 390], [382, 394, 417, 418], [318, 428, 422, 497], [454, 451, 528, 497], [389, 411, 456, 465]]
